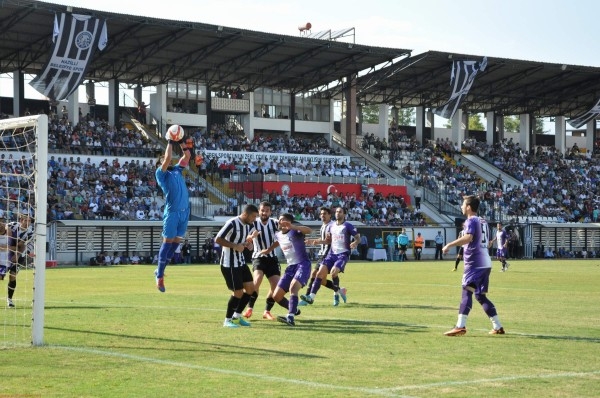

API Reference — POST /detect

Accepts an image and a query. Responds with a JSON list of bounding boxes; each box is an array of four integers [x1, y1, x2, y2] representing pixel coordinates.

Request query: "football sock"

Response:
[[248, 291, 258, 309], [276, 296, 289, 309], [7, 279, 16, 299], [325, 280, 337, 291], [490, 315, 502, 330], [288, 295, 299, 316], [226, 295, 240, 319], [456, 314, 468, 328], [306, 277, 315, 295], [332, 276, 340, 288], [266, 296, 276, 311], [311, 278, 323, 295], [235, 292, 252, 314]]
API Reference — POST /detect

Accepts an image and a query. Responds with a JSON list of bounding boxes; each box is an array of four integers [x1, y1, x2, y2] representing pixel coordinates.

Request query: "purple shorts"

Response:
[[462, 266, 491, 295], [320, 252, 349, 273], [496, 248, 507, 259], [278, 260, 312, 291]]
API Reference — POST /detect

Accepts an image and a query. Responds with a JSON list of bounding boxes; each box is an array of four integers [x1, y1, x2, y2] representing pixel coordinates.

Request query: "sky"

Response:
[[3, 0, 599, 130], [42, 0, 600, 67]]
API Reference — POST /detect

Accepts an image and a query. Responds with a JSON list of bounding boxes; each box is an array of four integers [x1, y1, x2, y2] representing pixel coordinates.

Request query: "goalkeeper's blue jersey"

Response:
[[155, 165, 189, 214]]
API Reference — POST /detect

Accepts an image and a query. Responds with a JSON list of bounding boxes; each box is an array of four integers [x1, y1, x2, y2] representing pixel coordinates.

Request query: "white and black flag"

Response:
[[30, 13, 108, 101], [567, 98, 600, 129], [433, 57, 487, 120]]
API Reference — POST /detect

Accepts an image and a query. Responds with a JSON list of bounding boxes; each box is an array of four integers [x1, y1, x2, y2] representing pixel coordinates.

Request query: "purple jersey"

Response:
[[496, 229, 508, 248], [329, 221, 358, 255], [462, 216, 491, 270], [276, 229, 310, 266]]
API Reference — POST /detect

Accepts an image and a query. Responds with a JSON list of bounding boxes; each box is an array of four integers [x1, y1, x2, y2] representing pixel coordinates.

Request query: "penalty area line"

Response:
[[50, 345, 417, 398], [380, 370, 600, 392]]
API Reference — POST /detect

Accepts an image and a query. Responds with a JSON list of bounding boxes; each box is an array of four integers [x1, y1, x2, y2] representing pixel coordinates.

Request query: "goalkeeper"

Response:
[[2, 215, 34, 308], [154, 133, 192, 292]]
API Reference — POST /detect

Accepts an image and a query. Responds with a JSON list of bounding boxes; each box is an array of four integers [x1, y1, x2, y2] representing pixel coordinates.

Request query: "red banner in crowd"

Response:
[[231, 181, 410, 204]]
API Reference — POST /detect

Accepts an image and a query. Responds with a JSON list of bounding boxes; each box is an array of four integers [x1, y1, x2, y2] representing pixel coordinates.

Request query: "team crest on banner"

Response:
[[30, 13, 108, 101], [567, 98, 600, 129], [433, 57, 487, 120]]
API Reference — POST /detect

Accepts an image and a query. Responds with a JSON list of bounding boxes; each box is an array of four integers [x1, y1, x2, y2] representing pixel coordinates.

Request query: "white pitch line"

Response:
[[380, 370, 600, 392], [50, 345, 417, 398]]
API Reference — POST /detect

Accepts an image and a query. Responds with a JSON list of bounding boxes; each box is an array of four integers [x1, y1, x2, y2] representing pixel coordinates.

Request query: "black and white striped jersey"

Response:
[[8, 221, 34, 263], [318, 221, 334, 257], [217, 216, 252, 268], [250, 218, 279, 259]]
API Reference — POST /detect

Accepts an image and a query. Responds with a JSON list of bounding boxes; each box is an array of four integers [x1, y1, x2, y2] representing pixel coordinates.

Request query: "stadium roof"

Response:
[[0, 0, 410, 93], [340, 51, 600, 118], [1, 1, 599, 119]]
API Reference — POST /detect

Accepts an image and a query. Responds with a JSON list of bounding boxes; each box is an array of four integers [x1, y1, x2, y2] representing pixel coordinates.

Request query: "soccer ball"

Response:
[[166, 124, 184, 141]]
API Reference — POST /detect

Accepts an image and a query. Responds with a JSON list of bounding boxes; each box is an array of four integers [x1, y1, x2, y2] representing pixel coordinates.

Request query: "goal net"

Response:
[[0, 115, 48, 347]]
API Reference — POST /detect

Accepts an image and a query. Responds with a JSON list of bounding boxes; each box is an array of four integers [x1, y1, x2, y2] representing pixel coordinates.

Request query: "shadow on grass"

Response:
[[286, 318, 429, 335], [346, 302, 455, 311], [519, 333, 600, 343], [45, 326, 326, 358]]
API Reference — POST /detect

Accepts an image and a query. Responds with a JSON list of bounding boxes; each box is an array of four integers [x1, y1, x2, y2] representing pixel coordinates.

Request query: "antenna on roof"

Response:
[[298, 22, 312, 35]]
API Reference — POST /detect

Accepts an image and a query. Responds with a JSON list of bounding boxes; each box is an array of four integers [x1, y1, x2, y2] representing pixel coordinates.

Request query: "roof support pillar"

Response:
[[108, 79, 119, 128], [519, 114, 530, 152], [555, 116, 566, 154], [378, 104, 388, 139], [426, 109, 434, 145], [496, 114, 504, 142], [12, 70, 25, 117], [67, 90, 79, 126], [344, 73, 357, 151], [451, 109, 465, 152], [416, 106, 425, 145], [486, 111, 495, 145], [586, 120, 596, 152]]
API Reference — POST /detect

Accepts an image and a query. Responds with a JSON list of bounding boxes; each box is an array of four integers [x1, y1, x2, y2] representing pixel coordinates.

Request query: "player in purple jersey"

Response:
[[442, 195, 505, 336], [300, 207, 347, 306], [300, 207, 360, 305], [489, 222, 510, 272], [259, 213, 312, 326]]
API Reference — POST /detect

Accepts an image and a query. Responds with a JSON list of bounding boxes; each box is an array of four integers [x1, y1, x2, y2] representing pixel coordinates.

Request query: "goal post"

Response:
[[0, 114, 48, 347]]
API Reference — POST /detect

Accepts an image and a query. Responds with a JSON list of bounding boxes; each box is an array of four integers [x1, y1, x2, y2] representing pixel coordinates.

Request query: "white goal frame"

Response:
[[0, 115, 48, 346]]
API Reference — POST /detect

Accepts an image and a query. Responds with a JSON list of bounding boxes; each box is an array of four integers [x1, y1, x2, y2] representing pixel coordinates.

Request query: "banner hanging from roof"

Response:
[[432, 57, 487, 120], [567, 98, 600, 129], [30, 13, 107, 101]]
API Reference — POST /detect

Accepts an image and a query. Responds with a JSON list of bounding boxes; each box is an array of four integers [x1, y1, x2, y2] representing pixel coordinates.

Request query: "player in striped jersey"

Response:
[[216, 204, 259, 328], [2, 215, 34, 308], [243, 202, 282, 320]]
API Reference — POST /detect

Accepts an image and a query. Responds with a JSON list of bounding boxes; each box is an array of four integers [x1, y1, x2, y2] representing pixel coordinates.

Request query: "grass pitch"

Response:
[[2, 259, 599, 397]]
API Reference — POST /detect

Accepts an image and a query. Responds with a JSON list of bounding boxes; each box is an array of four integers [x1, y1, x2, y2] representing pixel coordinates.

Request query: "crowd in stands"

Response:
[[264, 189, 426, 227], [48, 114, 162, 158], [9, 109, 600, 226], [462, 138, 600, 222], [384, 133, 600, 224], [40, 115, 393, 221]]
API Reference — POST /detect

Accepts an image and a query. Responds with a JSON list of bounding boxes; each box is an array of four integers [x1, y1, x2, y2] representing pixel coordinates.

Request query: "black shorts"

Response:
[[221, 264, 253, 291], [0, 263, 19, 280], [251, 257, 281, 278], [399, 244, 407, 252]]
